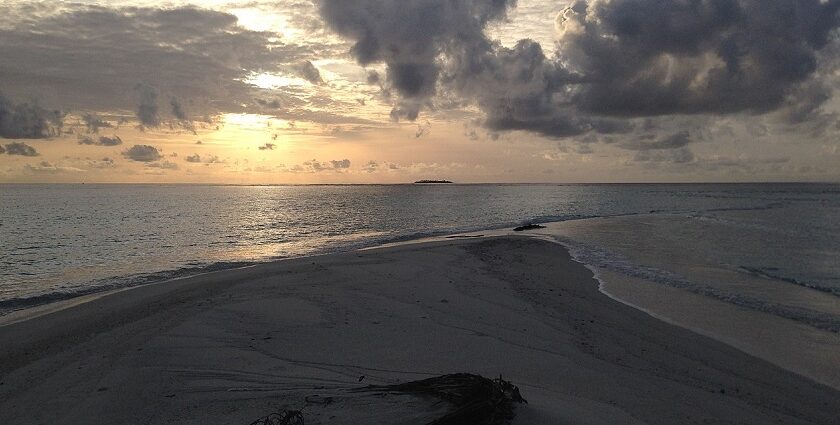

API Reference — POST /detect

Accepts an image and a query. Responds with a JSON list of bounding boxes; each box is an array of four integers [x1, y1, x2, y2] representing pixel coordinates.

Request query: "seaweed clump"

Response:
[[363, 373, 527, 425], [248, 373, 526, 425], [249, 410, 304, 425]]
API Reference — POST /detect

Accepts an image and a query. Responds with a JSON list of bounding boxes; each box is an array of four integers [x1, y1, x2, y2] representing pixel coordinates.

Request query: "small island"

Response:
[[414, 180, 453, 184]]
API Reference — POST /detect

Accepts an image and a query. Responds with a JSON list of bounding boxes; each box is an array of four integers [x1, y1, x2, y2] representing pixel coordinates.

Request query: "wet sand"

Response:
[[0, 237, 837, 424]]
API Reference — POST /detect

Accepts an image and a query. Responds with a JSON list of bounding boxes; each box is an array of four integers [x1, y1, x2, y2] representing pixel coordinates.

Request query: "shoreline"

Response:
[[0, 222, 527, 320], [0, 236, 837, 424], [0, 218, 563, 326], [4, 220, 840, 393]]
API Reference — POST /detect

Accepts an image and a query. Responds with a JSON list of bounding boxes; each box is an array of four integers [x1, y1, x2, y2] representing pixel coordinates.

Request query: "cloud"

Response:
[[0, 94, 63, 139], [81, 114, 112, 133], [170, 98, 188, 120], [320, 0, 840, 142], [364, 160, 379, 173], [97, 136, 123, 146], [295, 60, 324, 84], [184, 153, 224, 164], [330, 159, 351, 169], [87, 157, 116, 169], [0, 144, 4, 154], [145, 160, 178, 170], [245, 165, 284, 173], [24, 160, 85, 174], [290, 158, 352, 173], [122, 144, 162, 162], [258, 143, 277, 150], [562, 1, 840, 116], [620, 131, 693, 151], [0, 4, 331, 124], [633, 147, 696, 164], [318, 0, 515, 112], [415, 121, 431, 138], [134, 83, 160, 127], [79, 135, 123, 146], [4, 142, 38, 156], [366, 70, 381, 85]]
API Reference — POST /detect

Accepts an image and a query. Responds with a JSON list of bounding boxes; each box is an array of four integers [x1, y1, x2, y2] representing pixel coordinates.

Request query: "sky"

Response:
[[1, 0, 839, 184]]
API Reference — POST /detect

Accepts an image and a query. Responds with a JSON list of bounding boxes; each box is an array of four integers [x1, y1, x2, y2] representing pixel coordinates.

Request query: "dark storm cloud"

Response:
[[475, 0, 840, 137], [318, 0, 516, 108], [560, 0, 840, 117], [320, 0, 840, 143], [122, 144, 162, 162], [134, 83, 160, 127], [446, 38, 597, 138], [317, 1, 612, 137], [0, 94, 63, 139], [4, 142, 39, 156], [295, 61, 324, 84]]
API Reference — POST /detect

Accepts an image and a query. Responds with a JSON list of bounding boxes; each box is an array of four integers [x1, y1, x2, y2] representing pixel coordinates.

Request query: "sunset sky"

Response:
[[1, 0, 839, 183]]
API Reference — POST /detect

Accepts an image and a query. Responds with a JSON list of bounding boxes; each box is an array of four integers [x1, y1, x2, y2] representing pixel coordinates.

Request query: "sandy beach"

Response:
[[0, 236, 837, 424]]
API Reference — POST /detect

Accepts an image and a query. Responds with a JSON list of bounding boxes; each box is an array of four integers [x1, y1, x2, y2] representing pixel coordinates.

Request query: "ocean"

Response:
[[2, 183, 839, 387]]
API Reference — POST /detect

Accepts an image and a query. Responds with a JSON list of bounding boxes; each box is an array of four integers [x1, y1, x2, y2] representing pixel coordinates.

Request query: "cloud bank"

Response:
[[0, 4, 334, 123], [319, 0, 840, 142]]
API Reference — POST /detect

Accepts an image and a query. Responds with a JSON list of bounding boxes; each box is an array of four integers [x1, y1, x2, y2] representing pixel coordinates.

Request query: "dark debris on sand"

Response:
[[513, 224, 545, 232], [249, 410, 304, 425], [249, 373, 526, 425], [358, 373, 527, 425]]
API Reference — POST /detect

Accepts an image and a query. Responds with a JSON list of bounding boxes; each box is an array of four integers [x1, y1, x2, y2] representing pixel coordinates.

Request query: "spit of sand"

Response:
[[0, 237, 836, 424]]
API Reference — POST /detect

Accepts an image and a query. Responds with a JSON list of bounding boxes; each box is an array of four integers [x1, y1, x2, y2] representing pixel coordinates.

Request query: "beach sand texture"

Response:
[[0, 237, 837, 424]]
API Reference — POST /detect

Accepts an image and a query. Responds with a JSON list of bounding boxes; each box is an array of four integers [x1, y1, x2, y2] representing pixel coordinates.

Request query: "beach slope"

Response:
[[0, 237, 836, 424]]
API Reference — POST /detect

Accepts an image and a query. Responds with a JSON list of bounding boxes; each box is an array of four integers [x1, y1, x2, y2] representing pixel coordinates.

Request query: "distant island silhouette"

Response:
[[414, 180, 453, 184]]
